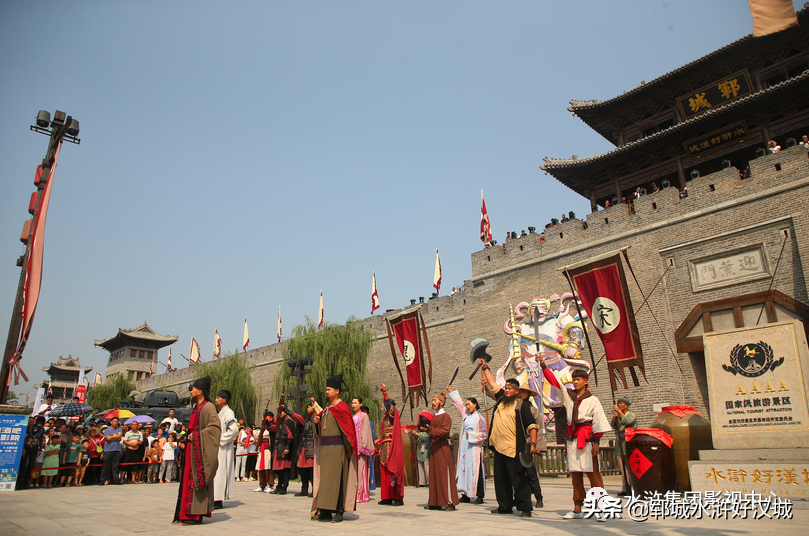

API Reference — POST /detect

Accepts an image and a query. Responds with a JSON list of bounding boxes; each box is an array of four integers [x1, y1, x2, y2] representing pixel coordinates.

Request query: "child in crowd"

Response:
[[147, 440, 161, 483], [75, 439, 91, 486], [160, 432, 176, 483], [60, 434, 83, 487], [40, 434, 61, 488]]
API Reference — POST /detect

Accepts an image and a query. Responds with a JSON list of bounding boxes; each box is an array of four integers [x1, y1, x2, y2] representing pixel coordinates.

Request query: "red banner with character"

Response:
[[385, 305, 433, 407]]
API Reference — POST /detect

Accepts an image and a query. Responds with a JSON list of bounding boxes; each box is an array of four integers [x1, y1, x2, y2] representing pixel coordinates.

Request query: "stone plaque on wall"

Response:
[[689, 461, 809, 500], [689, 244, 771, 292], [703, 320, 809, 450]]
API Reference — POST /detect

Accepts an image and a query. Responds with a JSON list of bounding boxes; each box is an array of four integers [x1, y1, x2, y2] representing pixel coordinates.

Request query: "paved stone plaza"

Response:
[[0, 475, 805, 536]]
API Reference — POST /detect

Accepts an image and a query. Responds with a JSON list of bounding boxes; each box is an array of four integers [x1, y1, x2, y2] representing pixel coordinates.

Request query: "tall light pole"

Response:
[[0, 110, 80, 404]]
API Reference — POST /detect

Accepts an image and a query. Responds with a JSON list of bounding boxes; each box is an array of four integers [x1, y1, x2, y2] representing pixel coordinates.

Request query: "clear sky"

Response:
[[0, 1, 799, 398]]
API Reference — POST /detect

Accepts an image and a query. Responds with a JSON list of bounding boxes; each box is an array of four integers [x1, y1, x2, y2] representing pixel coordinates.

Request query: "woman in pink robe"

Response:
[[352, 397, 375, 503]]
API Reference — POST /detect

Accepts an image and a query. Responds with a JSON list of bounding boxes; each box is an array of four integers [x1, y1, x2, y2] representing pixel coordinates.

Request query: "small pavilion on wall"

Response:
[[94, 322, 178, 381], [38, 354, 93, 402]]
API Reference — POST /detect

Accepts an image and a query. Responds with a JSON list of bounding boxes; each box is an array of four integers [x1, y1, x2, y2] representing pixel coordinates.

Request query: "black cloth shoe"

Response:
[[473, 497, 484, 504], [445, 504, 456, 511], [491, 508, 513, 514], [520, 511, 532, 518], [331, 513, 343, 523], [424, 505, 442, 510], [214, 501, 223, 510], [294, 490, 308, 497], [536, 498, 544, 508], [181, 519, 202, 526], [317, 513, 331, 522], [391, 500, 404, 506], [459, 495, 471, 503], [378, 499, 393, 505]]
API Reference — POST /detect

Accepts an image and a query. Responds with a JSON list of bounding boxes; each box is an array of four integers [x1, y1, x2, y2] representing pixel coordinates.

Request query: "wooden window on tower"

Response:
[[130, 349, 137, 358]]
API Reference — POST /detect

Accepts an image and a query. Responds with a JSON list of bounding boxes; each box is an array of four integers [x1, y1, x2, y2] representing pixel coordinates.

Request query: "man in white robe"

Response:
[[213, 390, 240, 509], [539, 358, 610, 520]]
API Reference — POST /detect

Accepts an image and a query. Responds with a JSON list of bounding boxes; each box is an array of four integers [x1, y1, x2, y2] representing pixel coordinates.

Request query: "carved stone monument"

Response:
[[689, 320, 809, 503]]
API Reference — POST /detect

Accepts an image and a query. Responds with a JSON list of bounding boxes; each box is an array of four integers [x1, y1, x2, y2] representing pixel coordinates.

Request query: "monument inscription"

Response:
[[702, 320, 809, 450]]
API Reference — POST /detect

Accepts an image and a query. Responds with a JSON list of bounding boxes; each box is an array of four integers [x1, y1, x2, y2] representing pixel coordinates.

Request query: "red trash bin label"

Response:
[[628, 448, 653, 479]]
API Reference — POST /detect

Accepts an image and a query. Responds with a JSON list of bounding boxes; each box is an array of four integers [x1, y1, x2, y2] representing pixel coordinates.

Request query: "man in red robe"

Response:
[[425, 392, 459, 511], [378, 383, 404, 506], [311, 373, 358, 523], [173, 376, 221, 526]]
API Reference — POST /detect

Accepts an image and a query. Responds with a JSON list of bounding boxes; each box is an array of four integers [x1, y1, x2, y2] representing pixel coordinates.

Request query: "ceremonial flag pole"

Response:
[[277, 306, 282, 343], [243, 319, 250, 351], [214, 329, 222, 359], [166, 346, 173, 372], [318, 291, 324, 330], [371, 272, 380, 314], [149, 351, 155, 377], [433, 249, 442, 295], [480, 189, 493, 245], [93, 373, 102, 387]]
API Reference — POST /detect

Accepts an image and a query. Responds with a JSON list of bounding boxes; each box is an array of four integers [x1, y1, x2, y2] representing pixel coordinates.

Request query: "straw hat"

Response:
[[518, 380, 539, 397]]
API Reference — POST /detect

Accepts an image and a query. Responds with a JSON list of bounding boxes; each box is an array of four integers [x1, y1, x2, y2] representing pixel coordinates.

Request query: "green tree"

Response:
[[194, 350, 258, 423], [86, 373, 136, 412], [6, 390, 18, 404], [273, 317, 380, 428]]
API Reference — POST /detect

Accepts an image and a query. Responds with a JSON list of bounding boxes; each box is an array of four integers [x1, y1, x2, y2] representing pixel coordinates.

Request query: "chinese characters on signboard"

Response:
[[677, 69, 753, 120], [683, 121, 751, 159], [689, 245, 770, 292], [0, 414, 28, 491]]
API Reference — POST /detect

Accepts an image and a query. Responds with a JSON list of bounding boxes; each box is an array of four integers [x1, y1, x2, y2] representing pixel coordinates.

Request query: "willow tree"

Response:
[[273, 317, 379, 426], [86, 373, 136, 412], [194, 350, 258, 423]]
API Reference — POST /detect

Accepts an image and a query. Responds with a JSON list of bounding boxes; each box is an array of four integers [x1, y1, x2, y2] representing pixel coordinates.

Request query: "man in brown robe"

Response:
[[173, 376, 221, 525], [425, 392, 459, 511], [311, 373, 358, 523]]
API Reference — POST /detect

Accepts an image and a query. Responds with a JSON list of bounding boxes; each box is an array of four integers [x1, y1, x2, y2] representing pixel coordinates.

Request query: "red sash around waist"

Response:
[[567, 423, 593, 450]]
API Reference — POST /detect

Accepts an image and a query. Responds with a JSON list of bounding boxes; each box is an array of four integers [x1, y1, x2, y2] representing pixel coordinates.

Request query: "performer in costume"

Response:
[[447, 385, 487, 504], [410, 412, 433, 487], [611, 396, 637, 497], [253, 411, 276, 493], [214, 390, 239, 509], [481, 361, 538, 518], [539, 356, 610, 520], [361, 405, 376, 492], [378, 384, 404, 506], [311, 373, 358, 523], [292, 398, 319, 497], [425, 391, 459, 511], [517, 381, 545, 508], [173, 376, 221, 526], [351, 397, 375, 503], [273, 402, 295, 494]]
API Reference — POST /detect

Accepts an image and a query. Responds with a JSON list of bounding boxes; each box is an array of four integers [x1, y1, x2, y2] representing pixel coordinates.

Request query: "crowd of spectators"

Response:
[[17, 404, 264, 490]]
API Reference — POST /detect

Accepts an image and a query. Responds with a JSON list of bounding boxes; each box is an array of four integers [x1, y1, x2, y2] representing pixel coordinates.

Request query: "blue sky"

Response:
[[0, 1, 798, 398]]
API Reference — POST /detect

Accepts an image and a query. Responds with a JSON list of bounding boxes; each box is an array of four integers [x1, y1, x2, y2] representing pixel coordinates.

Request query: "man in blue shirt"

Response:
[[101, 418, 124, 485]]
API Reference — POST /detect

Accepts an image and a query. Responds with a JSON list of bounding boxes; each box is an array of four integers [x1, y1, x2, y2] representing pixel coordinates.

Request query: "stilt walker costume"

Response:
[[378, 384, 404, 505], [173, 376, 221, 525], [214, 390, 239, 505], [311, 374, 358, 523]]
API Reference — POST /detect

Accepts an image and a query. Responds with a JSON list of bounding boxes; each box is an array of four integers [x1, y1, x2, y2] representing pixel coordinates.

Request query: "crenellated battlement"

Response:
[[471, 145, 809, 279]]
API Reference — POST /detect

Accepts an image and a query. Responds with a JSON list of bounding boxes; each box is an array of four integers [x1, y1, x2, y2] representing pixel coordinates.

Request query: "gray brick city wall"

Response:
[[133, 146, 809, 439]]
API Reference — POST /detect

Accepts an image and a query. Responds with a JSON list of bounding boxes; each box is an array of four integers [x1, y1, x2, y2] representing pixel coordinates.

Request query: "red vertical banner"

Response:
[[385, 306, 433, 406], [566, 253, 645, 391]]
